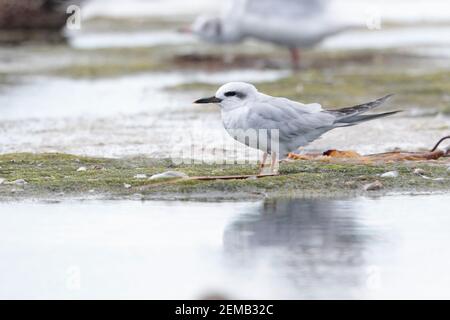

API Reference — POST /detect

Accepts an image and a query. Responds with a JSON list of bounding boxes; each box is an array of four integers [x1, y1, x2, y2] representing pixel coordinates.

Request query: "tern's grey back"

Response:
[[243, 0, 326, 19]]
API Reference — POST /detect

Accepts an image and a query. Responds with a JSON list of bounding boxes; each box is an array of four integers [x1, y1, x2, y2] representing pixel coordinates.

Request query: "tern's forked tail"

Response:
[[330, 94, 401, 126]]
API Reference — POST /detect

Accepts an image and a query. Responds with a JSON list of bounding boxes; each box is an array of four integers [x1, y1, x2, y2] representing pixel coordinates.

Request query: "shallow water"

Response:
[[83, 0, 450, 23], [1, 109, 448, 158], [1, 2, 450, 159], [0, 71, 289, 120], [0, 69, 448, 158], [69, 30, 196, 49], [322, 26, 450, 51], [70, 26, 450, 54], [71, 0, 450, 55], [0, 70, 289, 158], [1, 194, 449, 299]]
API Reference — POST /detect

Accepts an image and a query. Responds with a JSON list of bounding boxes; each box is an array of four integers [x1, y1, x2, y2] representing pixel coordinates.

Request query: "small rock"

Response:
[[344, 181, 357, 188], [149, 171, 188, 180], [123, 183, 132, 189], [13, 179, 28, 185], [364, 180, 383, 191], [0, 178, 6, 185], [88, 189, 95, 193], [414, 168, 446, 180], [134, 174, 147, 179], [77, 166, 87, 172], [380, 171, 399, 178], [447, 166, 450, 173], [414, 168, 426, 176]]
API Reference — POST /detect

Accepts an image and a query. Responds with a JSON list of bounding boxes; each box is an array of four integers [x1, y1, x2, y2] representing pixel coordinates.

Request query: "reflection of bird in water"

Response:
[[185, 0, 354, 69], [222, 199, 376, 298]]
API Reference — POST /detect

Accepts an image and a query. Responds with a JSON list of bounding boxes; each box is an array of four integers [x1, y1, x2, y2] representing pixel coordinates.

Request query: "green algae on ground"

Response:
[[47, 44, 277, 78], [48, 46, 166, 78], [0, 72, 15, 88], [0, 153, 449, 200], [82, 16, 190, 32]]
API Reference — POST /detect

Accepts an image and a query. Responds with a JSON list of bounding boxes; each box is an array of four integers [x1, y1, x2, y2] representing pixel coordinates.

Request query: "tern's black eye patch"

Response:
[[224, 91, 246, 98]]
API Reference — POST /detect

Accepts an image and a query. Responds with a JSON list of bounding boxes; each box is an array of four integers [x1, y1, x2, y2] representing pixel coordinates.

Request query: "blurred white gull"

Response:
[[185, 0, 354, 69]]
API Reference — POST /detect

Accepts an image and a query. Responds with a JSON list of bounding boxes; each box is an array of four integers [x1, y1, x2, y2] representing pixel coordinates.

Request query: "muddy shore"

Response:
[[0, 153, 449, 201]]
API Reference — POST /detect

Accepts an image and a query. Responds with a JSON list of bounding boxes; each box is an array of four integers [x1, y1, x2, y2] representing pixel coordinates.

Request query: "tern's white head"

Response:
[[194, 82, 258, 110]]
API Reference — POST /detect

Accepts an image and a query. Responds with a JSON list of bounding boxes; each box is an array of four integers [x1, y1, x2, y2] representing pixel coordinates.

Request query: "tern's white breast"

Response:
[[221, 107, 250, 131]]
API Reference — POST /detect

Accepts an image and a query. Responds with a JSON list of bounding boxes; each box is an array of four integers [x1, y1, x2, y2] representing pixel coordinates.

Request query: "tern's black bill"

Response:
[[194, 96, 222, 104]]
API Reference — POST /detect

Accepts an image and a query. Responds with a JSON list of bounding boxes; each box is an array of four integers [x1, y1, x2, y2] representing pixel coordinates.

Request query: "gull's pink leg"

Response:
[[289, 47, 301, 71]]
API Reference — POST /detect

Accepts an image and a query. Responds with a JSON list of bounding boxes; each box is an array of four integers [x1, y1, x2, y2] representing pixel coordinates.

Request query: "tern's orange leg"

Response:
[[270, 152, 279, 174], [258, 152, 268, 175]]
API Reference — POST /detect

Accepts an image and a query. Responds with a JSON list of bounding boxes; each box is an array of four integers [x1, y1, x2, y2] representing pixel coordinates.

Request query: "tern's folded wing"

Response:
[[247, 101, 336, 139], [264, 96, 324, 113]]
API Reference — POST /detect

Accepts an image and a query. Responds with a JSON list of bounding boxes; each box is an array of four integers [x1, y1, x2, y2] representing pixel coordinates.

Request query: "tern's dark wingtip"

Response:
[[387, 110, 403, 115]]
